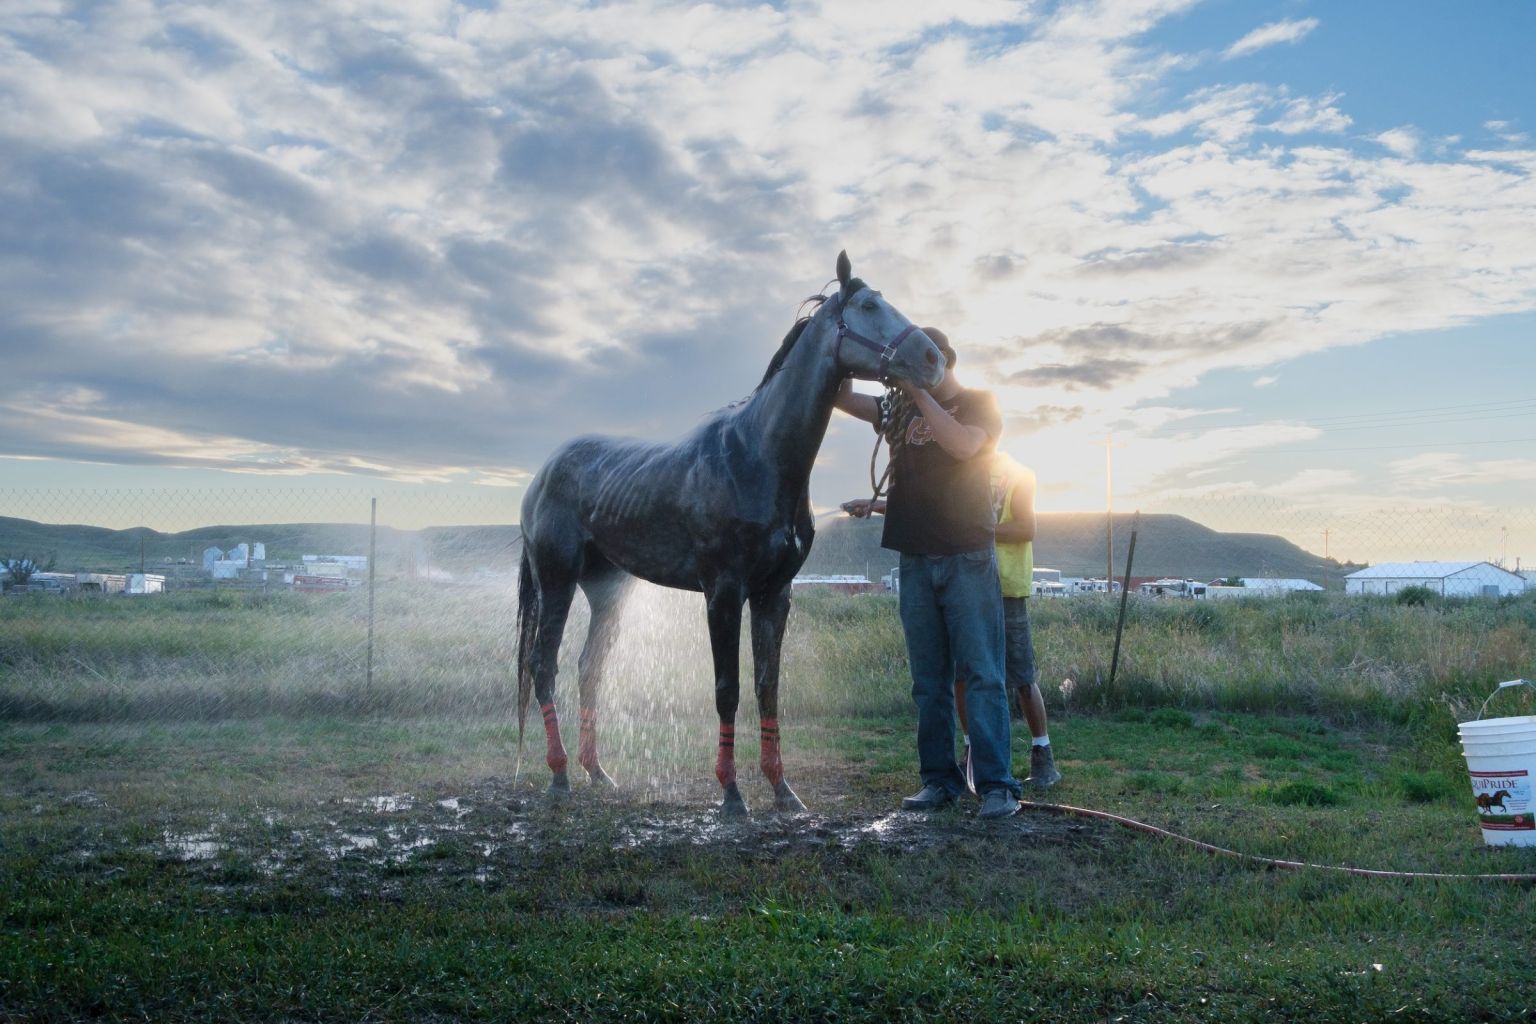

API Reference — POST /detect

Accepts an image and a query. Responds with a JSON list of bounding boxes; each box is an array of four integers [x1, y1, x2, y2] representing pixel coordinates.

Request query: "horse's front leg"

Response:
[[751, 586, 805, 813], [706, 583, 748, 817]]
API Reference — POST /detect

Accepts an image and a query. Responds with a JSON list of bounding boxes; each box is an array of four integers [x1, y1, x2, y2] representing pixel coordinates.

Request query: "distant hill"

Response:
[[0, 516, 521, 576], [800, 512, 1349, 588], [1, 511, 1347, 588]]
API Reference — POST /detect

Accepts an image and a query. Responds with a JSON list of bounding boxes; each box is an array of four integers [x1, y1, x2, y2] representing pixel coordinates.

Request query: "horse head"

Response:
[[830, 250, 945, 389]]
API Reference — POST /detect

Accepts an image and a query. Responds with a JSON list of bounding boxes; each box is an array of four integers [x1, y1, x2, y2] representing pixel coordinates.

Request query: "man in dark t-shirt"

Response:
[[836, 328, 1021, 819]]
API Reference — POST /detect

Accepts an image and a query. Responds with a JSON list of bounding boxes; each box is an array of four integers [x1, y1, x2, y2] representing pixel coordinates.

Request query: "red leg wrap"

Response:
[[541, 702, 568, 773], [578, 707, 598, 772], [760, 718, 784, 787], [714, 723, 737, 787]]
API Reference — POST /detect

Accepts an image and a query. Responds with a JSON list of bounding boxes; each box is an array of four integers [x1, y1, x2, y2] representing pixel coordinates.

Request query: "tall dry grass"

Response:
[[2, 586, 1532, 728]]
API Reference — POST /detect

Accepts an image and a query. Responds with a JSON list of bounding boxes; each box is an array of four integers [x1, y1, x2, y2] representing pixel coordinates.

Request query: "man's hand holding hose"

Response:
[[840, 498, 887, 518]]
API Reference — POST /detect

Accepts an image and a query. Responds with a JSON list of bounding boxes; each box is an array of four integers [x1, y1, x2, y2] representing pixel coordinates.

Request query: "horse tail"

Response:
[[515, 546, 538, 767]]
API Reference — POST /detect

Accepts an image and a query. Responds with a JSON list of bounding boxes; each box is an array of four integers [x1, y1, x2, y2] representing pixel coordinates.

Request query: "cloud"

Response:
[[1012, 358, 1144, 391], [0, 0, 1532, 521], [1007, 404, 1086, 435], [1376, 127, 1420, 158], [1252, 375, 1278, 388], [1222, 18, 1319, 60]]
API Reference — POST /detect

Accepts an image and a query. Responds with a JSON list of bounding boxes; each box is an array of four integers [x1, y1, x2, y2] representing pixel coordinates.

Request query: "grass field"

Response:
[[4, 588, 1536, 1021]]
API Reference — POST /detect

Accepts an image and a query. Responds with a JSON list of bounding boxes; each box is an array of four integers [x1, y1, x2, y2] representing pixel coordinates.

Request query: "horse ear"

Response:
[[836, 250, 851, 292]]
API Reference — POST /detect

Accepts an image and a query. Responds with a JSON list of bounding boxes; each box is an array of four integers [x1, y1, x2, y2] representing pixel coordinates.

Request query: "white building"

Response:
[[1345, 561, 1526, 598], [126, 573, 166, 595], [1235, 578, 1325, 594]]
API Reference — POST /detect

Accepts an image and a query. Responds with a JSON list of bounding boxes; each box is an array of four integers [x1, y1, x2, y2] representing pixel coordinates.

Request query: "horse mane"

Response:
[[753, 278, 868, 391]]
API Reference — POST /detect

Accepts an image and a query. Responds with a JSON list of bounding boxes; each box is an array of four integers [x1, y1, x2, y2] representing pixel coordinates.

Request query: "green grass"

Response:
[[5, 590, 1536, 1020], [5, 706, 1536, 1021]]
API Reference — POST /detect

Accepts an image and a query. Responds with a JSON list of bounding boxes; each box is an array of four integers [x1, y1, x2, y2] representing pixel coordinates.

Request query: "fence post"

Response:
[[1109, 510, 1140, 690], [367, 497, 377, 693]]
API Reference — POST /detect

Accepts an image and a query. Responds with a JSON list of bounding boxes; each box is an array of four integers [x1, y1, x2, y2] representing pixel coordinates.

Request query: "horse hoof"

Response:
[[773, 781, 807, 813], [720, 782, 749, 818], [588, 766, 617, 788], [547, 772, 571, 798]]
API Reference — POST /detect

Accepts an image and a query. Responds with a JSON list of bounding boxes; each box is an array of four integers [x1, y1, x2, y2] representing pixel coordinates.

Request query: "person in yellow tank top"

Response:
[[986, 453, 1061, 787], [869, 451, 1063, 788]]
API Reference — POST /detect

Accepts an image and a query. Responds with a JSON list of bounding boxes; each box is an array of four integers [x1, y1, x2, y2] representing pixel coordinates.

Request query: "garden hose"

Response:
[[1018, 800, 1536, 883]]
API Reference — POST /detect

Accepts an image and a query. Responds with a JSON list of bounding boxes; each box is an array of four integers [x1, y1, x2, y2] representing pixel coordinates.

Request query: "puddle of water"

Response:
[[325, 832, 379, 858], [163, 830, 221, 861], [359, 794, 414, 813], [437, 798, 472, 820]]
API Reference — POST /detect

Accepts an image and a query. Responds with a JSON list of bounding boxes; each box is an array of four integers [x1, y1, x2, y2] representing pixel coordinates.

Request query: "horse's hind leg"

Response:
[[576, 567, 628, 788], [529, 561, 579, 796], [751, 586, 805, 813]]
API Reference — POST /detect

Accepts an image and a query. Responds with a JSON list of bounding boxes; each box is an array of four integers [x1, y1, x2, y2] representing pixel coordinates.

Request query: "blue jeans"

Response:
[[899, 551, 1020, 799]]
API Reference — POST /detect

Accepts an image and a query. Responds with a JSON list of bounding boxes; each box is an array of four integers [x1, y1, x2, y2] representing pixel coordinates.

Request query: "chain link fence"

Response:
[[2, 487, 1532, 725]]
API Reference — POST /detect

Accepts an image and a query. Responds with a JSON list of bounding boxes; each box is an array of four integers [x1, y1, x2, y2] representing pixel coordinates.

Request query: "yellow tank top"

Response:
[[993, 471, 1034, 598]]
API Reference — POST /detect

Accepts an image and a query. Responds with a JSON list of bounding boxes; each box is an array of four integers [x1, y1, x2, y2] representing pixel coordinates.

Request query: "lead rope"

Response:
[[867, 388, 918, 502]]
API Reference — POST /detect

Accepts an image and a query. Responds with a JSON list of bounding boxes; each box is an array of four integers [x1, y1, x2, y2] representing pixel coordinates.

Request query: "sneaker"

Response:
[[1028, 744, 1062, 788], [978, 788, 1019, 819], [901, 785, 958, 811]]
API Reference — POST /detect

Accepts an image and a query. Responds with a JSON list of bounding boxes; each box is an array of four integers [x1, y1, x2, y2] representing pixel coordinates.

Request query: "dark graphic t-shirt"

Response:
[[880, 388, 1002, 556]]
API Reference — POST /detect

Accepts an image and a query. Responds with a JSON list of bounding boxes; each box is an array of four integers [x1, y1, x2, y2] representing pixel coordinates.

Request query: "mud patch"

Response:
[[110, 779, 1094, 891]]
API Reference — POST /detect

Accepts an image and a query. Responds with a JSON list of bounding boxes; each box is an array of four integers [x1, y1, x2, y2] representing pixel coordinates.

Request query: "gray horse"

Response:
[[517, 252, 942, 815]]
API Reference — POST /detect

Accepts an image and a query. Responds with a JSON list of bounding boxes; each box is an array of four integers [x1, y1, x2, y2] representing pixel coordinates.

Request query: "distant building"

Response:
[[203, 542, 268, 577], [1229, 577, 1324, 593], [1032, 567, 1067, 598], [76, 573, 127, 594], [303, 554, 368, 573], [210, 560, 244, 580], [792, 574, 880, 594], [1345, 561, 1525, 598], [1138, 578, 1208, 599], [25, 572, 76, 593], [293, 574, 352, 592], [126, 573, 166, 595]]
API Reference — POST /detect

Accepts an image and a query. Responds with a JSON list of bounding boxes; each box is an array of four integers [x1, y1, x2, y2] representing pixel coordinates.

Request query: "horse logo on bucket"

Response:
[[1470, 770, 1533, 831]]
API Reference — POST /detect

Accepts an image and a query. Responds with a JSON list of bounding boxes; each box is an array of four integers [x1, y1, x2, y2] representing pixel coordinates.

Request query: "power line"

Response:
[[1297, 397, 1536, 428], [1317, 409, 1536, 433], [1253, 436, 1536, 456]]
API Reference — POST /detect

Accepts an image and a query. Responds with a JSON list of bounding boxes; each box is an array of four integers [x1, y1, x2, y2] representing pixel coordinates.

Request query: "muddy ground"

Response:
[[32, 771, 1107, 916]]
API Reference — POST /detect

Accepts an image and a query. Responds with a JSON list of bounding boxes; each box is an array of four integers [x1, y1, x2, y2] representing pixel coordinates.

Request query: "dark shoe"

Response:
[[1028, 744, 1062, 788], [901, 785, 957, 811], [978, 789, 1019, 819]]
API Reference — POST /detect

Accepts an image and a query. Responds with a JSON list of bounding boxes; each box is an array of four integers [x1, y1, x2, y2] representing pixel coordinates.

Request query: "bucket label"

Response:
[[1470, 770, 1534, 831]]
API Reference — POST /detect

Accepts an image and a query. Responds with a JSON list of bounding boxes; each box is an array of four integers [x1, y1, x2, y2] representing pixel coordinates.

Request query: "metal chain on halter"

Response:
[[867, 387, 919, 501]]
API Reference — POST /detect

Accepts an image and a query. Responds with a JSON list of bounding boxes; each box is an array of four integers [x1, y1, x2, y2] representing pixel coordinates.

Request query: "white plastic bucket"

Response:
[[1459, 680, 1536, 847]]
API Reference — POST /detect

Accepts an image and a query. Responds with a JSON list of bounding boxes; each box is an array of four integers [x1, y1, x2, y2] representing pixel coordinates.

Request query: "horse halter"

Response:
[[832, 288, 922, 383]]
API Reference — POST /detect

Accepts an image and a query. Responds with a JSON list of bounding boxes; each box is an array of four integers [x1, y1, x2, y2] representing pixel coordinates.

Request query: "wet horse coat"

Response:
[[516, 252, 943, 815]]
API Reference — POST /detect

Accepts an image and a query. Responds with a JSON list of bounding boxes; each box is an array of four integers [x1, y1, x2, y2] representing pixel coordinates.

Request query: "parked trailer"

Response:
[[1137, 578, 1207, 599]]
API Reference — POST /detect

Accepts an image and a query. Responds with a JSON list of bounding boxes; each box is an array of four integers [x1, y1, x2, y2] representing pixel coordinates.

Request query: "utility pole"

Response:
[[1323, 528, 1330, 560], [1095, 435, 1123, 587]]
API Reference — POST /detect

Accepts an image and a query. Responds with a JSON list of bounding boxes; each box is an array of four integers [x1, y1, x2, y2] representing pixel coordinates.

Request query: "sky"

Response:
[[2, 0, 1534, 563]]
